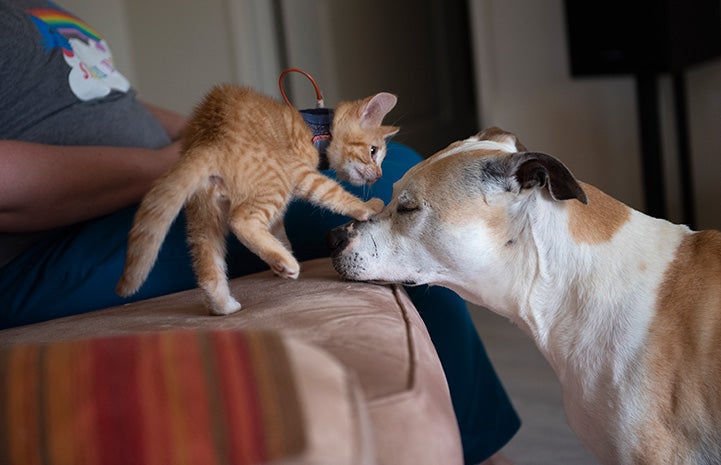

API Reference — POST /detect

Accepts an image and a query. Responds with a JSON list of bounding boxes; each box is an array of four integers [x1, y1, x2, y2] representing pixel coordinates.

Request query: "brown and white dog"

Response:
[[329, 127, 721, 465]]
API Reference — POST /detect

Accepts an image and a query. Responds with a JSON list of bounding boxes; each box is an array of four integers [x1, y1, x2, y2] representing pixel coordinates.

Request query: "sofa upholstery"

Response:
[[0, 258, 463, 465]]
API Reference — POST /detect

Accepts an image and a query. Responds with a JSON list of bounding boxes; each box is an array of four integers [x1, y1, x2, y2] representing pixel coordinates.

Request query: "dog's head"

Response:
[[328, 127, 587, 305]]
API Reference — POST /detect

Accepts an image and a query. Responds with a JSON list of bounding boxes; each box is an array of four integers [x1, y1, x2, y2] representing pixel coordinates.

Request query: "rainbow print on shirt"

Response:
[[27, 3, 130, 101]]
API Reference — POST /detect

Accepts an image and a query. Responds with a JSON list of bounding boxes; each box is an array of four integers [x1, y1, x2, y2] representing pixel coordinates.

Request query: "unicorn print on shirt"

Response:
[[27, 3, 130, 101]]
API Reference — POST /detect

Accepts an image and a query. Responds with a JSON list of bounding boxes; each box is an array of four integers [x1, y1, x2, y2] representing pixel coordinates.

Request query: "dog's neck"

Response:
[[509, 187, 688, 391], [486, 188, 689, 459]]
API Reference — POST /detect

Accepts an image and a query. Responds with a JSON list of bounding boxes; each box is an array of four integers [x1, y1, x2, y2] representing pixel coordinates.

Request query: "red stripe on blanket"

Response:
[[91, 336, 146, 465]]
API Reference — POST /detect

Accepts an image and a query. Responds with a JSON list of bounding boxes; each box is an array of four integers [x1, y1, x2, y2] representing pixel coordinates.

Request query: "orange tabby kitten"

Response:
[[115, 84, 399, 315]]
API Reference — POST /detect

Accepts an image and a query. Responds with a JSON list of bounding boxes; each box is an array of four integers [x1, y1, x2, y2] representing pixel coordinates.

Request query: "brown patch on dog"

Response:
[[637, 230, 721, 457], [567, 182, 631, 244], [420, 150, 514, 245]]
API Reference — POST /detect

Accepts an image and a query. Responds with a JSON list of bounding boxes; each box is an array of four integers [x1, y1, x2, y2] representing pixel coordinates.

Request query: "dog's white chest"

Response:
[[526, 211, 690, 464]]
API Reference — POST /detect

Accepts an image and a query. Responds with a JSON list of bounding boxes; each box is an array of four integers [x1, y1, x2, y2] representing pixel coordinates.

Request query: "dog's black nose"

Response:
[[326, 223, 352, 253]]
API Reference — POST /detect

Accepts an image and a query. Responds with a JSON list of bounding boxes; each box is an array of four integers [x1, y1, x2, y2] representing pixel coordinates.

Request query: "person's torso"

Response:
[[0, 0, 172, 267]]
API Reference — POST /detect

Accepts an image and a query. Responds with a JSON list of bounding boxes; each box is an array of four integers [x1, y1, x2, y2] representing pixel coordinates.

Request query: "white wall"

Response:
[[63, 0, 282, 114], [64, 0, 721, 229], [61, 0, 136, 84], [469, 0, 721, 229]]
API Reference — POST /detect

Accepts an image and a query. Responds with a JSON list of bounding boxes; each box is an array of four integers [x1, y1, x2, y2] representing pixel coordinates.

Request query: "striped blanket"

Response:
[[0, 330, 305, 465]]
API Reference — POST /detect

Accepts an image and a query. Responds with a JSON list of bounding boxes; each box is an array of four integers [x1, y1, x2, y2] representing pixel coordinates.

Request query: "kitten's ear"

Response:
[[360, 92, 397, 128], [381, 125, 400, 139]]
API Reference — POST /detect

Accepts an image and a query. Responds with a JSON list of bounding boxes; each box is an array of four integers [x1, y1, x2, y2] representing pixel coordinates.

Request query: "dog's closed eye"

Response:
[[397, 202, 421, 214], [396, 190, 422, 214]]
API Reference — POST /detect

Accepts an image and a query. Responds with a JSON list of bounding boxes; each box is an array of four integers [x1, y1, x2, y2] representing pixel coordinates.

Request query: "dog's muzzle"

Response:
[[327, 220, 420, 286], [328, 220, 373, 281]]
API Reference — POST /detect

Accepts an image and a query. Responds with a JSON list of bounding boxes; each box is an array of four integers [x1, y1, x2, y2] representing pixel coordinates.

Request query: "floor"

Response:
[[469, 304, 599, 465]]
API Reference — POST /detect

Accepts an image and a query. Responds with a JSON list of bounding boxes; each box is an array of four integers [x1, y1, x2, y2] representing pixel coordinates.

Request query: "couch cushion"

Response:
[[0, 258, 463, 465]]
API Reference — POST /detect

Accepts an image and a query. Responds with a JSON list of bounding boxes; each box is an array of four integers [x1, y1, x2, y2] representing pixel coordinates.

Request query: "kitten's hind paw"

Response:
[[115, 273, 142, 297], [208, 296, 242, 316]]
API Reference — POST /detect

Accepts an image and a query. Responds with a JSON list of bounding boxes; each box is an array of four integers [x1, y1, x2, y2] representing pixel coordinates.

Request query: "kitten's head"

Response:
[[327, 92, 399, 186]]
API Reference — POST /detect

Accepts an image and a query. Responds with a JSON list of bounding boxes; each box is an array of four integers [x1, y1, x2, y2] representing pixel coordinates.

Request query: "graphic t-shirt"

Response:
[[25, 4, 131, 101], [0, 0, 171, 267]]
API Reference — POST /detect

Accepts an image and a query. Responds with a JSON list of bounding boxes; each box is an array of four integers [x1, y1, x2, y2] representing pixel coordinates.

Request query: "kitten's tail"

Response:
[[115, 155, 209, 297]]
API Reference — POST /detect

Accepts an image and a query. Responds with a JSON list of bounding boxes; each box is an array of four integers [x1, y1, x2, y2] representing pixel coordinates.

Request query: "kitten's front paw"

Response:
[[366, 197, 385, 213], [271, 258, 300, 279], [354, 197, 384, 221]]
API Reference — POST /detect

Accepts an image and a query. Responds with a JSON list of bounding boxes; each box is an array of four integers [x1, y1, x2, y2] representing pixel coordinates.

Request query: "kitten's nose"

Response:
[[368, 169, 382, 184]]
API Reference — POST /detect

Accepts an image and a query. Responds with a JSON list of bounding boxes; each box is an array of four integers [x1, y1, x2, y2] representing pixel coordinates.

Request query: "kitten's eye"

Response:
[[370, 145, 378, 161]]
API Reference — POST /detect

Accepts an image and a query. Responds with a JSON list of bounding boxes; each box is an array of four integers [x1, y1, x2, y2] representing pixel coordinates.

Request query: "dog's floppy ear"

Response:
[[477, 127, 528, 152], [513, 152, 588, 204]]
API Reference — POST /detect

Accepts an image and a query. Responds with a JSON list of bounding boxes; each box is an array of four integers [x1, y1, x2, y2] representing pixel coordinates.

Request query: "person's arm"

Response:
[[142, 101, 188, 141], [0, 140, 181, 232]]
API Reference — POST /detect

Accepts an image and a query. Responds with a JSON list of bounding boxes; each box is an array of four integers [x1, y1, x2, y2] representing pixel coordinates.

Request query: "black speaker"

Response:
[[564, 0, 721, 76]]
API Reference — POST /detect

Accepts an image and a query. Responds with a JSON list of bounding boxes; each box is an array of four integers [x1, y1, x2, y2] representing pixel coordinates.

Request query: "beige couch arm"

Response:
[[0, 258, 463, 465]]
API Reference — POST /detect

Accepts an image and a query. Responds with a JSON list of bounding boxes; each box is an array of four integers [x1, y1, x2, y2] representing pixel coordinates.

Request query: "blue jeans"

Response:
[[0, 142, 519, 462]]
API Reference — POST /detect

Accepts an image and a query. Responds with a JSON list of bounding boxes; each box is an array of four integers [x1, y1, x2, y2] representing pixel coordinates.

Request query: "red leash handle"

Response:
[[278, 67, 325, 108]]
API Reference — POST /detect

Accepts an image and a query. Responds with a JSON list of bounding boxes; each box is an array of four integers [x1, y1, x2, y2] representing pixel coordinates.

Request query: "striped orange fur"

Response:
[[115, 85, 398, 315]]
